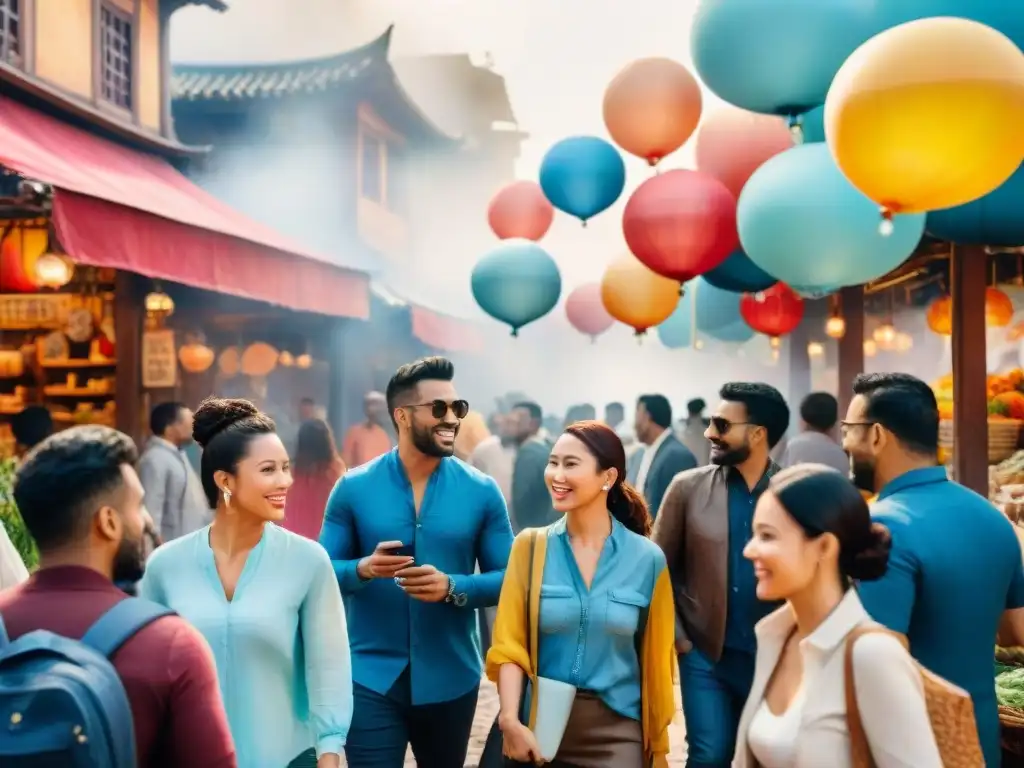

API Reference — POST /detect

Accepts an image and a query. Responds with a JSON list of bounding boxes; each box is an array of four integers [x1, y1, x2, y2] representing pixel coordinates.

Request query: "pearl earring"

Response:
[[602, 484, 610, 492]]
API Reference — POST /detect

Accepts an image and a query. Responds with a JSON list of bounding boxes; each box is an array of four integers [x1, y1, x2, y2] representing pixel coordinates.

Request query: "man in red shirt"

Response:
[[0, 425, 236, 768]]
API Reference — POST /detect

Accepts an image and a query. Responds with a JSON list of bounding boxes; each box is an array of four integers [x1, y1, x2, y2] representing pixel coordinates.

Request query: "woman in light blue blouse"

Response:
[[141, 397, 352, 768]]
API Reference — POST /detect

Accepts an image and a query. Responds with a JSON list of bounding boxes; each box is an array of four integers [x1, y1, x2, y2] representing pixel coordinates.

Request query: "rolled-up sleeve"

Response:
[[452, 479, 514, 609], [318, 477, 368, 595], [302, 544, 353, 757]]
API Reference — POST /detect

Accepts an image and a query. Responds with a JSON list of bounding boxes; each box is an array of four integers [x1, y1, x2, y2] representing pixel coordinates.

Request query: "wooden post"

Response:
[[950, 244, 988, 494], [787, 316, 812, 424], [837, 285, 865, 418], [114, 270, 143, 443]]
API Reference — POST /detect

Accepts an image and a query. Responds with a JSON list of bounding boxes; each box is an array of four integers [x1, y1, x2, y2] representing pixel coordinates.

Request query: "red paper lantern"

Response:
[[565, 282, 615, 340], [0, 228, 42, 293], [695, 106, 793, 199], [622, 169, 738, 284], [487, 181, 555, 241], [740, 283, 805, 337]]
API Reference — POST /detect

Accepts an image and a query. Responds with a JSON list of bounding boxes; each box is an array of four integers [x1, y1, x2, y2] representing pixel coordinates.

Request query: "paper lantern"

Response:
[[622, 170, 738, 283], [740, 283, 805, 337], [487, 181, 554, 241], [603, 58, 702, 166], [218, 346, 240, 377], [144, 290, 175, 316], [0, 226, 45, 293], [240, 342, 279, 377], [695, 106, 793, 198], [278, 351, 295, 367], [471, 239, 562, 336], [825, 17, 1024, 215], [295, 353, 312, 369], [539, 137, 626, 224], [565, 283, 614, 340], [35, 253, 73, 289], [926, 296, 951, 335], [600, 254, 680, 336], [179, 341, 215, 373], [926, 289, 1015, 336]]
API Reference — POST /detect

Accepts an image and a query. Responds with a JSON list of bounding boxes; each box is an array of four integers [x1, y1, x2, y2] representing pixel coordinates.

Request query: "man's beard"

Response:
[[411, 422, 458, 458], [710, 440, 751, 466], [850, 456, 877, 493], [112, 532, 146, 584]]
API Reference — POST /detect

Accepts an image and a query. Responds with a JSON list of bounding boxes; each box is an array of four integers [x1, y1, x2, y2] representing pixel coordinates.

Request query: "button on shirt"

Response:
[[537, 516, 667, 720], [320, 449, 514, 705], [724, 463, 779, 653]]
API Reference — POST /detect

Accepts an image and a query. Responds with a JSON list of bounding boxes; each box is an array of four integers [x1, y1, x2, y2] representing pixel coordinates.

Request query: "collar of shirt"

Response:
[[550, 513, 625, 554], [876, 466, 947, 501], [636, 428, 673, 484], [26, 565, 118, 593], [755, 587, 868, 654], [727, 458, 779, 494], [386, 447, 451, 488]]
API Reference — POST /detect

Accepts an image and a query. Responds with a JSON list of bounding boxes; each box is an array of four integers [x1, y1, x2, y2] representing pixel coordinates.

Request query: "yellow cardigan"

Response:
[[486, 529, 676, 765]]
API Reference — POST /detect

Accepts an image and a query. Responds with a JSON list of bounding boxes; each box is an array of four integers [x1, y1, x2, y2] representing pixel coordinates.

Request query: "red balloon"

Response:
[[487, 181, 555, 241], [622, 170, 738, 283], [695, 106, 793, 199], [740, 283, 805, 337], [565, 283, 615, 339]]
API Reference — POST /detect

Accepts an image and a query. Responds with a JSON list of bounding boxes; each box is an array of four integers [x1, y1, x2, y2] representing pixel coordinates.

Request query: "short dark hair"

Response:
[[193, 397, 277, 507], [11, 405, 53, 449], [513, 401, 543, 422], [852, 373, 938, 456], [638, 394, 672, 429], [385, 356, 455, 428], [300, 397, 315, 406], [800, 392, 839, 432], [14, 426, 138, 551], [150, 401, 186, 437], [720, 382, 790, 448], [687, 398, 706, 416]]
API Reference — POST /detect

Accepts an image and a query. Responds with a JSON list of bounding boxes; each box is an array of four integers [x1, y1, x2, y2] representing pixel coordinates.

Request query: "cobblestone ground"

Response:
[[340, 677, 687, 766]]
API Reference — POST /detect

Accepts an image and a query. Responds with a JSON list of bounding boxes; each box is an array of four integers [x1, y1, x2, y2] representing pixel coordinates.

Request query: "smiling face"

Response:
[[706, 400, 760, 466], [545, 433, 614, 513], [223, 433, 293, 522], [398, 379, 461, 458]]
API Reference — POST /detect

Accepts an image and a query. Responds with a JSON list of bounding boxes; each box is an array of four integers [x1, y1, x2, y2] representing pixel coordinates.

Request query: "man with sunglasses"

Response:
[[319, 356, 513, 768], [652, 382, 790, 768]]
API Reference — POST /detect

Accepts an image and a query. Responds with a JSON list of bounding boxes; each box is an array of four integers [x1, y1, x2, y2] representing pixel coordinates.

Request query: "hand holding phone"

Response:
[[356, 541, 415, 580], [392, 543, 415, 559]]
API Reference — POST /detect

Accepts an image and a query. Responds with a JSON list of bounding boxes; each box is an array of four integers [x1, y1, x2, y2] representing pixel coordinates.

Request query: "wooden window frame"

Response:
[[356, 103, 406, 212], [93, 0, 140, 125], [0, 0, 32, 74]]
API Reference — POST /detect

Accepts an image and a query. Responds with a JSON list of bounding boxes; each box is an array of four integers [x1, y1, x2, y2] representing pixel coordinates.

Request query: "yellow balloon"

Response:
[[600, 254, 680, 335], [825, 17, 1024, 214]]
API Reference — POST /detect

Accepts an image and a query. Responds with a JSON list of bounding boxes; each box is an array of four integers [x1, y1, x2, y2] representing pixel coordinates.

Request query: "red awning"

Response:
[[410, 305, 484, 353], [0, 97, 369, 318]]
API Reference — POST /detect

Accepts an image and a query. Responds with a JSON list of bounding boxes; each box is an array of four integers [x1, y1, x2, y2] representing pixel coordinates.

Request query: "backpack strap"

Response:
[[844, 623, 908, 768], [81, 598, 175, 659], [0, 613, 8, 650]]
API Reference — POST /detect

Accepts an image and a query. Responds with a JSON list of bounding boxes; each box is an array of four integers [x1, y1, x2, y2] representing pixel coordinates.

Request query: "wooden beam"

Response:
[[114, 270, 143, 443], [951, 244, 988, 494], [837, 285, 865, 418]]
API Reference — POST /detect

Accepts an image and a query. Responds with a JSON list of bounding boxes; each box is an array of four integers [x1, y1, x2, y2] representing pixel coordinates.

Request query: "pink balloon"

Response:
[[695, 106, 793, 199], [566, 283, 615, 339], [487, 181, 555, 241]]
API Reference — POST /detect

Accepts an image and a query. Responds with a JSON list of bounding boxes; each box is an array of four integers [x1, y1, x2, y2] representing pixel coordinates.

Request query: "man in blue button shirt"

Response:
[[320, 356, 513, 768], [843, 372, 1024, 767]]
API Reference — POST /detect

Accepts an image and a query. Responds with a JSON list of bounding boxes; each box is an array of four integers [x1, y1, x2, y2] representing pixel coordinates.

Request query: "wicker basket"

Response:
[[940, 419, 1021, 464], [1002, 705, 1024, 760]]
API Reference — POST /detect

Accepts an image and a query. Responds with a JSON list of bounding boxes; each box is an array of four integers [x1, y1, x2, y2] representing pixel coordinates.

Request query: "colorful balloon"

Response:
[[690, 0, 886, 115], [737, 144, 925, 296], [794, 106, 825, 144], [880, 0, 1024, 50], [565, 283, 615, 340], [703, 249, 777, 294], [600, 254, 680, 336], [622, 170, 738, 283], [695, 277, 745, 331], [707, 318, 756, 344], [740, 283, 805, 338], [927, 163, 1024, 247], [471, 239, 562, 336], [539, 136, 626, 224], [603, 58, 703, 166], [656, 289, 695, 349], [825, 17, 1024, 215], [487, 181, 554, 241], [695, 106, 793, 198]]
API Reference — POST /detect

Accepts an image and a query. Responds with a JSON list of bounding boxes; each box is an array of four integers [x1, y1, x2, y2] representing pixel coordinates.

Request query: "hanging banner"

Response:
[[142, 329, 176, 389], [0, 293, 73, 329]]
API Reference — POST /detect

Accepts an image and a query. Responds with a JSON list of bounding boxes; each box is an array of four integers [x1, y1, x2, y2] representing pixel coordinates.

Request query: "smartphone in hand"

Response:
[[392, 543, 415, 559]]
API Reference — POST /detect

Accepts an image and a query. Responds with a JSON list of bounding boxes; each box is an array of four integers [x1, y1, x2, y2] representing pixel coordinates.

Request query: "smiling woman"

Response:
[[139, 397, 352, 768]]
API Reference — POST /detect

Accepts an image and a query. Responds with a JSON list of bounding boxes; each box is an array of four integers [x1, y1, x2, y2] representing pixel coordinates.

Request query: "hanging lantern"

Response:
[[278, 351, 295, 367], [769, 336, 781, 350], [825, 314, 846, 339], [807, 341, 825, 358], [740, 283, 805, 338], [894, 332, 914, 352], [1, 225, 47, 293], [240, 342, 279, 377], [178, 334, 215, 374], [986, 287, 1014, 328], [34, 253, 73, 289], [144, 289, 175, 316], [926, 295, 952, 335], [873, 322, 897, 348], [863, 339, 877, 357], [295, 353, 312, 369], [218, 346, 240, 377]]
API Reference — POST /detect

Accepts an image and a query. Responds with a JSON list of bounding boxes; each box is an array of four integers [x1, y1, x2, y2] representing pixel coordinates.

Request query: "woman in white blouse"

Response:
[[733, 464, 941, 768]]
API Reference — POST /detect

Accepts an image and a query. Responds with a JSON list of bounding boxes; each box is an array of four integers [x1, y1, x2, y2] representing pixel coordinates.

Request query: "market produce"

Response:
[[997, 666, 1024, 708], [931, 369, 1024, 420]]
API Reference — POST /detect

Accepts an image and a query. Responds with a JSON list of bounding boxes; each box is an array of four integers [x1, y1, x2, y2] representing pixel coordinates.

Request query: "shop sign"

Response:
[[142, 329, 177, 389], [0, 293, 73, 329]]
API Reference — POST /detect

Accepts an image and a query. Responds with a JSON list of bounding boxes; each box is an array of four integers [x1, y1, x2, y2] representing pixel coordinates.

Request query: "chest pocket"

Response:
[[539, 584, 579, 635], [605, 589, 650, 636]]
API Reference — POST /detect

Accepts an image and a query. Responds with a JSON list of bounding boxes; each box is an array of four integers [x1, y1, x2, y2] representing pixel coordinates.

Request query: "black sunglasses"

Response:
[[405, 399, 470, 420], [709, 416, 753, 434]]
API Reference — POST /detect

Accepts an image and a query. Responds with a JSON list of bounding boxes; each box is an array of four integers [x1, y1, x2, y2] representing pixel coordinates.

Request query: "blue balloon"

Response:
[[927, 163, 1024, 247], [737, 144, 925, 293], [691, 0, 886, 115], [881, 1, 1024, 50], [539, 136, 626, 223], [703, 249, 778, 293], [694, 278, 744, 332], [796, 106, 825, 145], [656, 292, 694, 349], [707, 319, 755, 344], [471, 239, 562, 336]]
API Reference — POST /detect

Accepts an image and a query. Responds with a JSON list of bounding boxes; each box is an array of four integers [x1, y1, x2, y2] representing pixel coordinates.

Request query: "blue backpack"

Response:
[[0, 597, 175, 767]]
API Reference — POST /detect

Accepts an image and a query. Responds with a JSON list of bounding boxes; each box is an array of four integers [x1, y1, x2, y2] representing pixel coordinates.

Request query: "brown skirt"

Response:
[[549, 691, 645, 768]]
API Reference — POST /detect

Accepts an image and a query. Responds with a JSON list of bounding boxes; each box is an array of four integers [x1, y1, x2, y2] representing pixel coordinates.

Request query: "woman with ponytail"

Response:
[[486, 420, 676, 767]]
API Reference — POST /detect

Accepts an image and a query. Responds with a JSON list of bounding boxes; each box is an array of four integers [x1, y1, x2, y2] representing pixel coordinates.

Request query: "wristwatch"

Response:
[[445, 576, 468, 607]]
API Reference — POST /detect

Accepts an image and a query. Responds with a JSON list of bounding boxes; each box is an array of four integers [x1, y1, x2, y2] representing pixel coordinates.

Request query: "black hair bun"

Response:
[[193, 397, 260, 448], [846, 522, 892, 582]]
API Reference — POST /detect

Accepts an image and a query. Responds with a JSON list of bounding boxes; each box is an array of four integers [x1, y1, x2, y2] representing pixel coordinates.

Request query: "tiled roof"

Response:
[[171, 26, 390, 101]]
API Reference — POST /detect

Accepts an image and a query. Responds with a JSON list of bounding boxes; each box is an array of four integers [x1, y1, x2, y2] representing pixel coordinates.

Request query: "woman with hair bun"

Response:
[[733, 464, 941, 767], [140, 397, 352, 768], [486, 420, 676, 767]]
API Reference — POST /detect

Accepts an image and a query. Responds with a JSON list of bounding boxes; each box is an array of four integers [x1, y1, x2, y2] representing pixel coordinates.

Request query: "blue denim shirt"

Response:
[[319, 449, 513, 705], [536, 516, 667, 721], [859, 466, 1024, 768], [723, 462, 778, 653]]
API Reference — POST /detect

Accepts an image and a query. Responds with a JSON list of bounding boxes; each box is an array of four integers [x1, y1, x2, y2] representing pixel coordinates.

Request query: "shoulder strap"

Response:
[[526, 530, 538, 670], [0, 613, 8, 650], [844, 623, 906, 768], [81, 598, 176, 659]]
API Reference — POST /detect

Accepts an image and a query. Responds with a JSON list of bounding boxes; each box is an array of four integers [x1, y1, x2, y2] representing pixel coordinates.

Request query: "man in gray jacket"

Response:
[[138, 402, 211, 542]]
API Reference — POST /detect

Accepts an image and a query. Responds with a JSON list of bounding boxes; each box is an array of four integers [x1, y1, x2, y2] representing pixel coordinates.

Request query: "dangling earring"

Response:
[[602, 484, 610, 492], [222, 488, 232, 507]]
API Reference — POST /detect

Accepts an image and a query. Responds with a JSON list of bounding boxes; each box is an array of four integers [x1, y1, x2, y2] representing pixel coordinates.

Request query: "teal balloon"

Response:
[[691, 0, 886, 115], [539, 136, 626, 223], [703, 249, 777, 294], [707, 318, 755, 344], [881, 1, 1024, 49], [694, 278, 743, 332], [656, 292, 694, 349], [737, 144, 925, 294], [471, 239, 561, 336], [927, 163, 1024, 247], [796, 106, 825, 144]]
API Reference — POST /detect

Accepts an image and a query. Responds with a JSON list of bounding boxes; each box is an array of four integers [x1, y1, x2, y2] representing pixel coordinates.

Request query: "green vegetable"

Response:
[[996, 667, 1024, 708], [990, 399, 1011, 417]]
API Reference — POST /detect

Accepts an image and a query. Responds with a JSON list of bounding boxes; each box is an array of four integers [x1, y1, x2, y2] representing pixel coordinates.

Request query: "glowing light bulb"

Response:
[[807, 341, 825, 358], [879, 218, 894, 237], [825, 315, 846, 339]]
